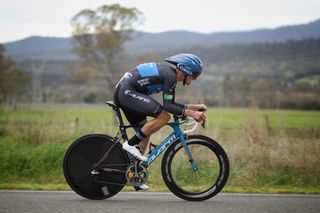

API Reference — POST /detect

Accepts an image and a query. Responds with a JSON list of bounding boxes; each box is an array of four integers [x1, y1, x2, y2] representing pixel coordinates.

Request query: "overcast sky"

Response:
[[1, 0, 320, 43]]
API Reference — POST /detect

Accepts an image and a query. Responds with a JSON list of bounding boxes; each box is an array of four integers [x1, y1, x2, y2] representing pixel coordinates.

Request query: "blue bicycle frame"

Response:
[[145, 119, 198, 171]]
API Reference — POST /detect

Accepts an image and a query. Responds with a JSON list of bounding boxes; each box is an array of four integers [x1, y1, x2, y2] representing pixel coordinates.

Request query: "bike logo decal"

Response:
[[177, 64, 192, 75], [148, 134, 177, 165]]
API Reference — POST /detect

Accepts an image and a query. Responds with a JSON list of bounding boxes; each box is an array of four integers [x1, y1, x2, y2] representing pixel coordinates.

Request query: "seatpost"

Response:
[[105, 100, 128, 142], [112, 107, 123, 126], [113, 108, 129, 141]]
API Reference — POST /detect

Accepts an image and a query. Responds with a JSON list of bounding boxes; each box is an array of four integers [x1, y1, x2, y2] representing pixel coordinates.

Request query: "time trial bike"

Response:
[[63, 101, 229, 201]]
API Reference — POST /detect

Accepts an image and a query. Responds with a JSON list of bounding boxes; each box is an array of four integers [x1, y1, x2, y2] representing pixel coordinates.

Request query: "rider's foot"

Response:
[[134, 184, 149, 191], [139, 184, 149, 190], [123, 141, 148, 161]]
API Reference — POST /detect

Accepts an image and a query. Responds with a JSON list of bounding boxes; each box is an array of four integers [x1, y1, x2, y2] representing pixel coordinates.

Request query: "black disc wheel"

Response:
[[63, 134, 129, 200], [161, 135, 229, 201]]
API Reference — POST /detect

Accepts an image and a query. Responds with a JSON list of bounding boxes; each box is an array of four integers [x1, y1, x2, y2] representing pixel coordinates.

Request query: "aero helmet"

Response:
[[165, 53, 203, 78]]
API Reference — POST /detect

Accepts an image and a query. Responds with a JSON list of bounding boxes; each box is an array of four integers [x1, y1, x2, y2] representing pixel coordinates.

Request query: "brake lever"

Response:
[[201, 120, 206, 128], [198, 109, 206, 128], [174, 114, 187, 120]]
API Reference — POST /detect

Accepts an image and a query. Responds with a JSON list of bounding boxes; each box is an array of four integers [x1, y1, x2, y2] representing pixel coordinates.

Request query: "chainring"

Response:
[[125, 164, 148, 187]]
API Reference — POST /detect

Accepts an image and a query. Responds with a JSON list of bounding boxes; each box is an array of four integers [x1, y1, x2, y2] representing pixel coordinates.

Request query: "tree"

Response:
[[136, 53, 161, 65], [71, 4, 144, 97], [0, 44, 29, 105]]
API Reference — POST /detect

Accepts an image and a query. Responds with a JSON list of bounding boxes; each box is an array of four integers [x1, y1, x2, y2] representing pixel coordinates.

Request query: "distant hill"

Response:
[[4, 36, 75, 60], [126, 19, 320, 53], [4, 18, 320, 60]]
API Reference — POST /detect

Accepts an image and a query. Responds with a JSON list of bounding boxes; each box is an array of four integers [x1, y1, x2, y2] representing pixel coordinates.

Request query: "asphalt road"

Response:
[[0, 190, 319, 213]]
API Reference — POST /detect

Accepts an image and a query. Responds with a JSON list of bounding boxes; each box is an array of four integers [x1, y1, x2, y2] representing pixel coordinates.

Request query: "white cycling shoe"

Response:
[[136, 184, 149, 191], [123, 141, 148, 162]]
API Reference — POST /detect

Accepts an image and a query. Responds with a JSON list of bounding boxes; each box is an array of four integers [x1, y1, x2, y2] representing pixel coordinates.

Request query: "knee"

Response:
[[157, 111, 171, 123]]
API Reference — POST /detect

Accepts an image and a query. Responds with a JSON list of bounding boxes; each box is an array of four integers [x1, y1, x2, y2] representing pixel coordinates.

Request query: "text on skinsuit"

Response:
[[137, 78, 150, 86], [124, 90, 151, 103]]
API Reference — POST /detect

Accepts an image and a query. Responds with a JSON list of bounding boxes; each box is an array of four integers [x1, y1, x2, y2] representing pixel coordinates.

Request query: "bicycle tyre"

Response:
[[63, 134, 129, 200], [161, 135, 229, 201]]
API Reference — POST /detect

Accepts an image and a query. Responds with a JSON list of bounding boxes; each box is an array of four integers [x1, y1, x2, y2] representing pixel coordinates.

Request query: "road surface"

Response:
[[0, 190, 319, 213]]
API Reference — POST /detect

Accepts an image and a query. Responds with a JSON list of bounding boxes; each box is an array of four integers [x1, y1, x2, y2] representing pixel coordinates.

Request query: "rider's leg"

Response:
[[138, 136, 150, 155], [141, 111, 171, 135], [137, 111, 170, 153], [128, 111, 170, 148]]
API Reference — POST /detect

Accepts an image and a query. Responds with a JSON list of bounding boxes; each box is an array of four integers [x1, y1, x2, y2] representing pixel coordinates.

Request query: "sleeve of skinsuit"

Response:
[[162, 71, 185, 116]]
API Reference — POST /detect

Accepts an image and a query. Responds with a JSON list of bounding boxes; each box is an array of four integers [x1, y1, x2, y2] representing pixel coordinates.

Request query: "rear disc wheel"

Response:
[[63, 134, 129, 200]]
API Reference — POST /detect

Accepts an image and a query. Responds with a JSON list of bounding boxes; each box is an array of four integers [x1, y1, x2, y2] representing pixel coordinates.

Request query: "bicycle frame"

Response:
[[145, 119, 198, 171]]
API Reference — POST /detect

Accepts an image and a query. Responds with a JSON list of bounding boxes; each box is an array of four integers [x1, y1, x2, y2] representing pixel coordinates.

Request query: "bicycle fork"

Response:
[[172, 123, 198, 171]]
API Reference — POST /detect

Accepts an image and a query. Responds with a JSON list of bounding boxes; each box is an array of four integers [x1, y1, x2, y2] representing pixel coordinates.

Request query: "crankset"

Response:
[[125, 161, 148, 187]]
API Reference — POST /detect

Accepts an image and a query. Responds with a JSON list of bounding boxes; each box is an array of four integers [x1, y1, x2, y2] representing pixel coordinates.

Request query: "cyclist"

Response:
[[114, 53, 207, 189]]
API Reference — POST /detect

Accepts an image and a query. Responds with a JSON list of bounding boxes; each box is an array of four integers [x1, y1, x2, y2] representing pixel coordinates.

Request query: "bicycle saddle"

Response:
[[105, 101, 118, 110]]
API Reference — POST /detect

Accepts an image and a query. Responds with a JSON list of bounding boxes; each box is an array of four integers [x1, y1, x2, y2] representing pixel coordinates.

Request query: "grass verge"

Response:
[[0, 105, 319, 193]]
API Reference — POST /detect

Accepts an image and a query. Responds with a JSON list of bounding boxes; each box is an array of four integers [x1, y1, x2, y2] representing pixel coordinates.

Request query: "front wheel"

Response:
[[161, 135, 229, 201]]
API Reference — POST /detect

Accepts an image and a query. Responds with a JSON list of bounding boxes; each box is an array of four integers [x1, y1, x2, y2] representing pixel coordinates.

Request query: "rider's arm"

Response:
[[162, 82, 206, 121], [162, 74, 185, 116]]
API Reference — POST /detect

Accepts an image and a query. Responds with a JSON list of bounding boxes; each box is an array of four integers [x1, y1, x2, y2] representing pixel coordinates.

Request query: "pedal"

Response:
[[134, 186, 141, 191]]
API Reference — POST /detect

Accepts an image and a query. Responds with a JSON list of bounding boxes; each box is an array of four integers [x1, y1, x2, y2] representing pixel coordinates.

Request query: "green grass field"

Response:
[[0, 104, 319, 193]]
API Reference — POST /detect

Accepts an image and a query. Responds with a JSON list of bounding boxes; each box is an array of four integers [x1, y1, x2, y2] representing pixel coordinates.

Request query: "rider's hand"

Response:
[[195, 104, 208, 112], [192, 111, 206, 122], [188, 104, 207, 112]]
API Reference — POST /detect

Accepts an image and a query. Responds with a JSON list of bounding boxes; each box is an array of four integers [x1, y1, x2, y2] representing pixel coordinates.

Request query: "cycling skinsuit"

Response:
[[114, 62, 185, 127]]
